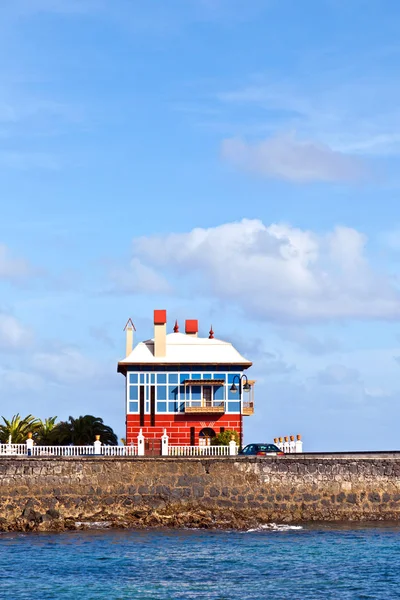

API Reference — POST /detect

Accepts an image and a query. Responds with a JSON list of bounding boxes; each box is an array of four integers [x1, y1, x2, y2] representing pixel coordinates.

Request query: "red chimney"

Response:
[[185, 319, 198, 336]]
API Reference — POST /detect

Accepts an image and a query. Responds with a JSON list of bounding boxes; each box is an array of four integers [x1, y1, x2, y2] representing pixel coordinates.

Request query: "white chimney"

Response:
[[124, 318, 135, 357]]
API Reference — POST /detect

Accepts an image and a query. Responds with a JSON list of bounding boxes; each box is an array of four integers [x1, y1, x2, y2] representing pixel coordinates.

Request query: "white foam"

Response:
[[246, 523, 303, 532], [74, 521, 112, 529]]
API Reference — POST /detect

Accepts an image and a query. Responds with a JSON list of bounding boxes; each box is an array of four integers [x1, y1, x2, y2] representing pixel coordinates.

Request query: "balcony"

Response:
[[242, 401, 254, 416], [184, 401, 226, 414]]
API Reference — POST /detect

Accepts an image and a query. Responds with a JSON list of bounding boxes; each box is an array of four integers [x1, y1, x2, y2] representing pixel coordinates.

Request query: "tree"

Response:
[[51, 415, 118, 446], [211, 429, 239, 446], [35, 416, 58, 445], [0, 414, 41, 443]]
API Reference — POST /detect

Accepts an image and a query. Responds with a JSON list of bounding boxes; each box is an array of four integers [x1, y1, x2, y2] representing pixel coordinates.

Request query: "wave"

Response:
[[246, 523, 303, 533], [74, 521, 112, 529]]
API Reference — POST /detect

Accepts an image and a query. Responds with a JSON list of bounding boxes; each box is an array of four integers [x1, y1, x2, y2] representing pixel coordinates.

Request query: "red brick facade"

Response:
[[126, 413, 242, 446]]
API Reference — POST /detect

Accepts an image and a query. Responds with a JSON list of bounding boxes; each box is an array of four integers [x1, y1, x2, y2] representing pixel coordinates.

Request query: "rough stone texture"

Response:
[[2, 454, 400, 531]]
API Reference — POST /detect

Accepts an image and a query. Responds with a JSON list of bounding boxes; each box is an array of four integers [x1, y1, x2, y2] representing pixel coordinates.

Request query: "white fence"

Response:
[[0, 443, 27, 456], [168, 445, 233, 457], [0, 443, 138, 457]]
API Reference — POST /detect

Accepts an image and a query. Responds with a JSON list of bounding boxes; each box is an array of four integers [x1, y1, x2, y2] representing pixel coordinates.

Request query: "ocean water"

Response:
[[1, 524, 400, 599]]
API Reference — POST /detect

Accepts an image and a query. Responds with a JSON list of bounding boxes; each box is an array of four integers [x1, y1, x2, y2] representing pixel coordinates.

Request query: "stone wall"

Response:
[[1, 454, 400, 531]]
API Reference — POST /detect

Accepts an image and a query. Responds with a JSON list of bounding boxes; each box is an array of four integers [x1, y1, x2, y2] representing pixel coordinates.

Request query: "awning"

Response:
[[183, 379, 225, 386]]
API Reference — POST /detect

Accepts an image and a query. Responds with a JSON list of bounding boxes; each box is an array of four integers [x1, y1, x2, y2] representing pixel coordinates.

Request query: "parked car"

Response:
[[239, 443, 284, 456]]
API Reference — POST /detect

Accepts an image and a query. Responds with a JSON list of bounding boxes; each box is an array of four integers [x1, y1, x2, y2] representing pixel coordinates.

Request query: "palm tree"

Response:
[[35, 416, 58, 445], [0, 414, 41, 443], [51, 415, 118, 446]]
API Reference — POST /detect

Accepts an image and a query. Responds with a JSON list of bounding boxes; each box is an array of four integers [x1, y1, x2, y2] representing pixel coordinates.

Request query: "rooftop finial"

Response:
[[173, 319, 179, 333], [209, 325, 214, 339]]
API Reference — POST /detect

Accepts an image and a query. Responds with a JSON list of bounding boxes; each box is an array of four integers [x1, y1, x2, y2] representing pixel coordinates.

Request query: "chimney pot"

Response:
[[154, 309, 167, 325], [185, 319, 198, 336]]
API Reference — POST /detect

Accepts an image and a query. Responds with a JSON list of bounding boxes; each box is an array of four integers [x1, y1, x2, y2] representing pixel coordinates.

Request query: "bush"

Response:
[[211, 429, 239, 446]]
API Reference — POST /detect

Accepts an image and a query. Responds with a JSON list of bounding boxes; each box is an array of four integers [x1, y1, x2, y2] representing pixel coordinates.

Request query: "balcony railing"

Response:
[[242, 401, 255, 415], [184, 401, 226, 414]]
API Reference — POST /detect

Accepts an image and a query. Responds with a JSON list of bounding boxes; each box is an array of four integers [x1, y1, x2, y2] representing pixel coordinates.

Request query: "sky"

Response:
[[1, 0, 400, 450]]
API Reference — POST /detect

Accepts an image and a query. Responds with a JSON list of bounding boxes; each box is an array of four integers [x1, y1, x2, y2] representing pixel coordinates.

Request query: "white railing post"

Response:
[[26, 433, 33, 456], [229, 438, 237, 456], [289, 435, 296, 453], [161, 429, 169, 456], [137, 429, 145, 456], [94, 435, 102, 455], [295, 434, 303, 453]]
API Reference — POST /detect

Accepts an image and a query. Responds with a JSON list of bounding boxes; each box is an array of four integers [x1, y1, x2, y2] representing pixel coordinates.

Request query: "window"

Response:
[[129, 386, 138, 400], [157, 385, 167, 400], [129, 401, 138, 413], [192, 386, 201, 401], [157, 374, 167, 384], [129, 373, 138, 384], [168, 386, 178, 400], [169, 374, 178, 384], [214, 385, 224, 401], [228, 401, 240, 413], [157, 402, 167, 412], [228, 373, 240, 384], [203, 386, 212, 407]]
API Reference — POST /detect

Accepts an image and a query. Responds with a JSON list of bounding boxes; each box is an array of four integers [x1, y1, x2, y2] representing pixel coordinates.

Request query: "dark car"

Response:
[[239, 443, 284, 456]]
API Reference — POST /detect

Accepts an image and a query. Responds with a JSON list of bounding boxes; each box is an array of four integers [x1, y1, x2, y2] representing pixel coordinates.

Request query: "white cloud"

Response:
[[31, 346, 99, 384], [274, 326, 341, 355], [127, 218, 400, 322], [109, 258, 171, 295], [315, 364, 361, 386], [0, 313, 33, 350], [221, 133, 363, 183], [0, 244, 35, 283]]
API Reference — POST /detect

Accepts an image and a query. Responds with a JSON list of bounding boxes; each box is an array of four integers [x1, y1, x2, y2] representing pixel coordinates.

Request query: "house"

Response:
[[117, 310, 255, 449]]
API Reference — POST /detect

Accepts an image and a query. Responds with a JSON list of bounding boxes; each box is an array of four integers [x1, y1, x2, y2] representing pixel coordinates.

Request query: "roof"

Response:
[[117, 332, 252, 373]]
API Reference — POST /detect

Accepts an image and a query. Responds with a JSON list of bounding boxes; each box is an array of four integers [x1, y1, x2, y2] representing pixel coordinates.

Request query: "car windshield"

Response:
[[257, 444, 280, 452]]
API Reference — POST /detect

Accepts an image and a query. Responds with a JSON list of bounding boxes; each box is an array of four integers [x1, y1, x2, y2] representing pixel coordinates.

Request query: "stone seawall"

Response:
[[1, 454, 400, 531]]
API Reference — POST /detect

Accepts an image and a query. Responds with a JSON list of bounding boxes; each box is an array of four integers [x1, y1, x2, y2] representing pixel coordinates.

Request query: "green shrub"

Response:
[[211, 429, 239, 446]]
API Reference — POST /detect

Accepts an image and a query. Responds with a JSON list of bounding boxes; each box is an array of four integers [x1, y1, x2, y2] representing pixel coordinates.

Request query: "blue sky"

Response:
[[2, 0, 400, 450]]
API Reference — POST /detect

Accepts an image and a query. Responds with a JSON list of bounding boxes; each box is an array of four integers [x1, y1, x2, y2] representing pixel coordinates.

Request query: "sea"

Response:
[[1, 524, 400, 599]]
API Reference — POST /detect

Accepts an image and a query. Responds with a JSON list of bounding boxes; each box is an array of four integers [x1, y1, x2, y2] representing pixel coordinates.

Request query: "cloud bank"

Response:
[[221, 133, 364, 183], [119, 218, 400, 322]]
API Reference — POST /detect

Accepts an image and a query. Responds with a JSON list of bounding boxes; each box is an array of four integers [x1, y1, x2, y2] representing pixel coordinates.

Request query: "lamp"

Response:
[[229, 374, 250, 450]]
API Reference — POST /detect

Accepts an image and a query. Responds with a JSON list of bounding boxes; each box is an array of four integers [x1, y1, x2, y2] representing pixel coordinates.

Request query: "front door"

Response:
[[203, 386, 212, 407], [145, 439, 161, 456]]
